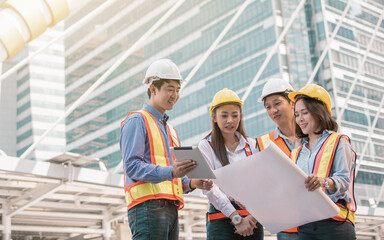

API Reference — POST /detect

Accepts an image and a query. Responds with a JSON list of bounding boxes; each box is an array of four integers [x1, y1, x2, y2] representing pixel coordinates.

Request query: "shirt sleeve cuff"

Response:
[[159, 166, 173, 181], [182, 177, 195, 194], [222, 203, 237, 218], [326, 177, 338, 196]]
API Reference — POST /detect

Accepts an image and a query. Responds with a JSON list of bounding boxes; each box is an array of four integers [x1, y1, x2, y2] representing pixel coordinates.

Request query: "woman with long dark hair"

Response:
[[199, 88, 263, 240], [288, 84, 356, 240]]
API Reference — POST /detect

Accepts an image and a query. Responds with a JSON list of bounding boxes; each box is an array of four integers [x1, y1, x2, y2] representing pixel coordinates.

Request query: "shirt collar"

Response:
[[274, 127, 290, 141], [274, 127, 281, 140], [235, 131, 248, 149], [207, 131, 248, 148], [143, 104, 169, 123]]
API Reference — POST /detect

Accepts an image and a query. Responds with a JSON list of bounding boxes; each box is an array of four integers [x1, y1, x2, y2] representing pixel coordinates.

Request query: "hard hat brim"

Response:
[[210, 101, 243, 115], [258, 91, 288, 102], [288, 91, 332, 115], [258, 78, 294, 102], [143, 77, 185, 85], [288, 91, 305, 103]]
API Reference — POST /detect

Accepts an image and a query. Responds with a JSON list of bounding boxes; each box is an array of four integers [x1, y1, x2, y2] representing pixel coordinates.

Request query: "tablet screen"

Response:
[[171, 146, 216, 179]]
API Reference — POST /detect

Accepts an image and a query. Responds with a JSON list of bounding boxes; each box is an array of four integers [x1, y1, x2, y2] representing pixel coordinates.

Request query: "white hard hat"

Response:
[[143, 59, 184, 85], [258, 78, 294, 102]]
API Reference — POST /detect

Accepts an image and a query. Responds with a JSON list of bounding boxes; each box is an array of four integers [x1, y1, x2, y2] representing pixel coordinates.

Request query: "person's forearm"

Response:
[[205, 185, 236, 217]]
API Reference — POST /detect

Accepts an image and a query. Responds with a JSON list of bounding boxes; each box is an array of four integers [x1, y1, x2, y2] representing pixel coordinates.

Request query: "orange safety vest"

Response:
[[291, 132, 356, 225], [207, 139, 252, 221], [256, 131, 298, 233], [256, 131, 291, 156], [121, 109, 184, 210]]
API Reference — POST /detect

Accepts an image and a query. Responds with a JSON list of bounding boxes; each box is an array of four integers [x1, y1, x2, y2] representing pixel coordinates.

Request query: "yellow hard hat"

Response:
[[210, 88, 243, 115], [288, 84, 332, 115]]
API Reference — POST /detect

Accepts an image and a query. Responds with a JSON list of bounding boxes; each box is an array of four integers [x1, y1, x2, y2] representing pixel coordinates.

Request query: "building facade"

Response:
[[65, 0, 307, 166], [63, 0, 384, 215], [12, 27, 67, 161], [0, 0, 383, 238], [0, 61, 17, 157], [0, 23, 67, 161]]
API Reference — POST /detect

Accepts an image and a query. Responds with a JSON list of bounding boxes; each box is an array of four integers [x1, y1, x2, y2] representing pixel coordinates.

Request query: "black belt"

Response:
[[148, 199, 179, 206]]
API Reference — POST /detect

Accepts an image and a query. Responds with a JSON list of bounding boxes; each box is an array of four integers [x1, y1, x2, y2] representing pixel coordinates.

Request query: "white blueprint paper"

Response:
[[213, 141, 340, 234]]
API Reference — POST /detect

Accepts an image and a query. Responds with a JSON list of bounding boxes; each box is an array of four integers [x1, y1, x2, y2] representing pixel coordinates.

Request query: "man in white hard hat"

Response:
[[255, 78, 300, 240], [120, 59, 212, 240]]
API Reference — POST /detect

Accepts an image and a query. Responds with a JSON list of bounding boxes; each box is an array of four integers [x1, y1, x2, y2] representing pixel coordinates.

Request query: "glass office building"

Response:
[[10, 27, 67, 160], [64, 0, 384, 213], [65, 0, 310, 165], [0, 61, 17, 157]]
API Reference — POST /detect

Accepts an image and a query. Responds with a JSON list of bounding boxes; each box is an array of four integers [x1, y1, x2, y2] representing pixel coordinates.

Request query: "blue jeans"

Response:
[[127, 199, 179, 240], [277, 232, 299, 240], [298, 219, 356, 240]]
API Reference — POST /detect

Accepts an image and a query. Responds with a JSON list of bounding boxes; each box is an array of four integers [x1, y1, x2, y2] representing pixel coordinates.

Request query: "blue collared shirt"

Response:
[[273, 127, 296, 151], [296, 130, 355, 203], [120, 104, 191, 191]]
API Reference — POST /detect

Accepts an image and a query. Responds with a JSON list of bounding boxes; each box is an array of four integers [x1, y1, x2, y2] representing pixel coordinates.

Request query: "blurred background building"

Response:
[[64, 0, 384, 213], [14, 27, 67, 160], [1, 0, 384, 239]]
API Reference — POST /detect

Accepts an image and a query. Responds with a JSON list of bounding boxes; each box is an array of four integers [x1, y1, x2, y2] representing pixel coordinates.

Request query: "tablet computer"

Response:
[[171, 146, 216, 179]]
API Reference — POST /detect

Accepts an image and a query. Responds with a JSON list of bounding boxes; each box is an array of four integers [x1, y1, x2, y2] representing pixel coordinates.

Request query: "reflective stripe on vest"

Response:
[[208, 210, 250, 221], [257, 131, 291, 156], [290, 145, 303, 165], [291, 132, 356, 225], [122, 110, 184, 210], [258, 131, 298, 232]]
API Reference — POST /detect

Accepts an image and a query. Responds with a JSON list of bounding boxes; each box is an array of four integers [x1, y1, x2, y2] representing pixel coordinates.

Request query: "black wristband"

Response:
[[189, 180, 196, 190]]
